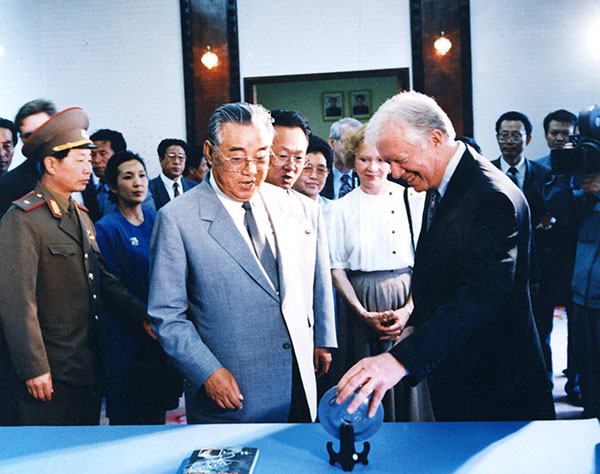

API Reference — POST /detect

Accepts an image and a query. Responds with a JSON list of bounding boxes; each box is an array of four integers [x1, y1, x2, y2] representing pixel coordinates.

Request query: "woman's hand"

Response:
[[360, 307, 411, 341]]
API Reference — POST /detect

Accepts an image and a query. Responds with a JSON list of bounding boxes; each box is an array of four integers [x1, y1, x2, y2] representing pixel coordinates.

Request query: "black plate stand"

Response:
[[326, 424, 370, 471]]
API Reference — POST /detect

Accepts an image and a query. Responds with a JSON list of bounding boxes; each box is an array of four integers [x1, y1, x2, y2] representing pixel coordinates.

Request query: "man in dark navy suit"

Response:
[[337, 92, 554, 422], [320, 118, 361, 200], [491, 111, 556, 383], [148, 138, 197, 210]]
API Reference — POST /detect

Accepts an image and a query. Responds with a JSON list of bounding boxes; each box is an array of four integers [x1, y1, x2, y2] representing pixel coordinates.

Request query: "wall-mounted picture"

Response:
[[322, 92, 343, 121], [350, 90, 371, 118]]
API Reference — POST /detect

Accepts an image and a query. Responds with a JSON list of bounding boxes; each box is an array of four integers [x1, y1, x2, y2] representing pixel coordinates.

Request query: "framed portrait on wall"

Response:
[[322, 92, 343, 121], [350, 90, 371, 118]]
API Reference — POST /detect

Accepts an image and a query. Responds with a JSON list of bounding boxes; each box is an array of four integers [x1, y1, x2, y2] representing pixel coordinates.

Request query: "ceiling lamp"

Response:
[[434, 31, 452, 56], [201, 46, 219, 70]]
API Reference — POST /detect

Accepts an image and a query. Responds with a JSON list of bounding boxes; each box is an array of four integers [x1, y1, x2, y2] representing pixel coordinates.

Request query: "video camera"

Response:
[[551, 105, 600, 175]]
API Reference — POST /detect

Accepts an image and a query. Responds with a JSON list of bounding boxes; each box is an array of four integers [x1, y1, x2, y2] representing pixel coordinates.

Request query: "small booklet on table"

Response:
[[182, 447, 259, 474]]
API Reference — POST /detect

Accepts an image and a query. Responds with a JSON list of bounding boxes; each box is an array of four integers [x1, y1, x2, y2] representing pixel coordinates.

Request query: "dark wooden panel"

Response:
[[410, 0, 473, 137], [180, 0, 240, 148]]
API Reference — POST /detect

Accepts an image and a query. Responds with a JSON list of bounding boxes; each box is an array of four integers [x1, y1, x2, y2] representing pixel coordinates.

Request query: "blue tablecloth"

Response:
[[0, 420, 598, 473]]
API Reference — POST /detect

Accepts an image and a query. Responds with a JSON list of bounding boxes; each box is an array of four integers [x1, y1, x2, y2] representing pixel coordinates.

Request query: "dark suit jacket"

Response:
[[392, 147, 555, 421], [148, 176, 197, 210], [491, 158, 553, 285], [0, 159, 100, 221], [320, 170, 360, 200]]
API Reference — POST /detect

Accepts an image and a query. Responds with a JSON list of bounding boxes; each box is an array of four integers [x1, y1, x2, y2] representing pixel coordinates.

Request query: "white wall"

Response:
[[0, 0, 186, 178], [4, 1, 597, 173], [0, 0, 47, 168], [238, 0, 412, 88], [471, 0, 600, 160]]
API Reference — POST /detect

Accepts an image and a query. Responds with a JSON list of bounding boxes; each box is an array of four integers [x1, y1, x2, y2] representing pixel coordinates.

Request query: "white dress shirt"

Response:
[[160, 173, 184, 201], [499, 155, 526, 189], [209, 173, 277, 262]]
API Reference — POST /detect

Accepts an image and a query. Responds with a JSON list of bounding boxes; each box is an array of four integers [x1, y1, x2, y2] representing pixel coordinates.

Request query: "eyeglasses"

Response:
[[497, 132, 525, 143], [209, 142, 270, 172], [301, 163, 329, 177], [271, 152, 307, 168], [165, 152, 187, 162]]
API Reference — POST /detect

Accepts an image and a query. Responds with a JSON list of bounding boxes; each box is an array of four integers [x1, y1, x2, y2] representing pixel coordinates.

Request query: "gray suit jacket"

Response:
[[148, 180, 336, 423]]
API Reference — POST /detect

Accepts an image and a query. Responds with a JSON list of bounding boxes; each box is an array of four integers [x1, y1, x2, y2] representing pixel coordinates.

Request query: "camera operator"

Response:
[[543, 141, 600, 417]]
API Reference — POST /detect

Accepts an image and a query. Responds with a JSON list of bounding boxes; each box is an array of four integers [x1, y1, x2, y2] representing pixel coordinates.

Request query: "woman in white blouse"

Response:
[[324, 124, 432, 421]]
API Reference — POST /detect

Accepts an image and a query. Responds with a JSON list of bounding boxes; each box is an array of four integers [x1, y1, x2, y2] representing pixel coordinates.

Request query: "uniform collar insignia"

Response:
[[48, 199, 63, 218]]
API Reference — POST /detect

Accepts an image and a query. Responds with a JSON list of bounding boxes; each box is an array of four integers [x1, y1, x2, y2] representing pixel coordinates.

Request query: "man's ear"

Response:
[[526, 135, 533, 146], [430, 129, 444, 147], [43, 156, 57, 176], [203, 140, 214, 167]]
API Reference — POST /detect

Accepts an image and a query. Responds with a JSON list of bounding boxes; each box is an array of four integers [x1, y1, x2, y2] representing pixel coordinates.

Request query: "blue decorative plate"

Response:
[[318, 386, 384, 441]]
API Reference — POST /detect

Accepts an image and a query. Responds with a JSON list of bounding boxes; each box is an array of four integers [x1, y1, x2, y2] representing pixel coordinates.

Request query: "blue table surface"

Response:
[[0, 419, 599, 473]]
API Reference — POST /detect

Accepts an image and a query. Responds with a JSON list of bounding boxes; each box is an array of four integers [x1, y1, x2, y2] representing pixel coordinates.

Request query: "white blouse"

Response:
[[324, 182, 426, 272]]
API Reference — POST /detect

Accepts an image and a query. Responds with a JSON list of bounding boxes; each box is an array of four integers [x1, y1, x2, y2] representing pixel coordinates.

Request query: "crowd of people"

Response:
[[0, 92, 598, 427]]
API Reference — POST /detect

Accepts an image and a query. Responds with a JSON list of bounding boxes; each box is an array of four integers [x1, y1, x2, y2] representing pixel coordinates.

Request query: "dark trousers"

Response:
[[18, 381, 101, 426], [573, 304, 600, 417], [531, 285, 555, 378], [288, 355, 311, 423]]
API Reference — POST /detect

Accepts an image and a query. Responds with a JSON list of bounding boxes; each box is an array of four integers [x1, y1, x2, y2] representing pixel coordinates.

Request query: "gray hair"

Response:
[[329, 117, 362, 141], [366, 91, 455, 145], [207, 102, 274, 146]]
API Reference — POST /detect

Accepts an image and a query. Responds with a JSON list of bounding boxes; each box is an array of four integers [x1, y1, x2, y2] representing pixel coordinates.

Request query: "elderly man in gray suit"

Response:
[[148, 102, 337, 424]]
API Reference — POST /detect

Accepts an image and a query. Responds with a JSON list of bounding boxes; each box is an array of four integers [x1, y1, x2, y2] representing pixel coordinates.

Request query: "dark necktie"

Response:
[[425, 189, 440, 231], [173, 182, 180, 197], [339, 174, 352, 198], [242, 201, 279, 291], [507, 167, 520, 188]]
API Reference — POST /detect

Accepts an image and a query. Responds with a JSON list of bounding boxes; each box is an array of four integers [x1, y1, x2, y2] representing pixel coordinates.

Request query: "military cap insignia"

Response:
[[48, 199, 63, 218], [12, 192, 46, 212]]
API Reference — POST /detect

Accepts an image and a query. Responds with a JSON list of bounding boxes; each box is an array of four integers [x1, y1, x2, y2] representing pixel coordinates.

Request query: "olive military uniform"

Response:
[[0, 186, 147, 425]]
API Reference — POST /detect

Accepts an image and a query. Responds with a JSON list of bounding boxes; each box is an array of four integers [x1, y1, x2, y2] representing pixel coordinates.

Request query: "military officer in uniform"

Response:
[[0, 108, 151, 425]]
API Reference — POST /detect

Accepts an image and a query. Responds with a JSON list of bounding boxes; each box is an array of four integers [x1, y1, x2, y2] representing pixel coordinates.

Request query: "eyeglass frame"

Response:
[[163, 152, 187, 162], [301, 163, 330, 177], [270, 151, 308, 169], [207, 141, 272, 172], [496, 132, 526, 143]]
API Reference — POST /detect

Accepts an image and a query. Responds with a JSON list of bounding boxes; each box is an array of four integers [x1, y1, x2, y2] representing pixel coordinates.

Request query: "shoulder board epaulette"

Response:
[[11, 192, 46, 212], [75, 202, 89, 213]]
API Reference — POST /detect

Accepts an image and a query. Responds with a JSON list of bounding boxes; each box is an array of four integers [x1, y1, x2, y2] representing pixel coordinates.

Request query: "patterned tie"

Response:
[[426, 189, 440, 231], [507, 167, 520, 188], [173, 182, 180, 197], [339, 174, 352, 198], [242, 201, 279, 291]]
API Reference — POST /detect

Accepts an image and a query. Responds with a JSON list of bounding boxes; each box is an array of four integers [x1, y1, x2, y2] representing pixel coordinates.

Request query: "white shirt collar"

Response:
[[159, 172, 182, 188], [160, 172, 183, 200], [437, 141, 465, 198], [499, 156, 525, 173]]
